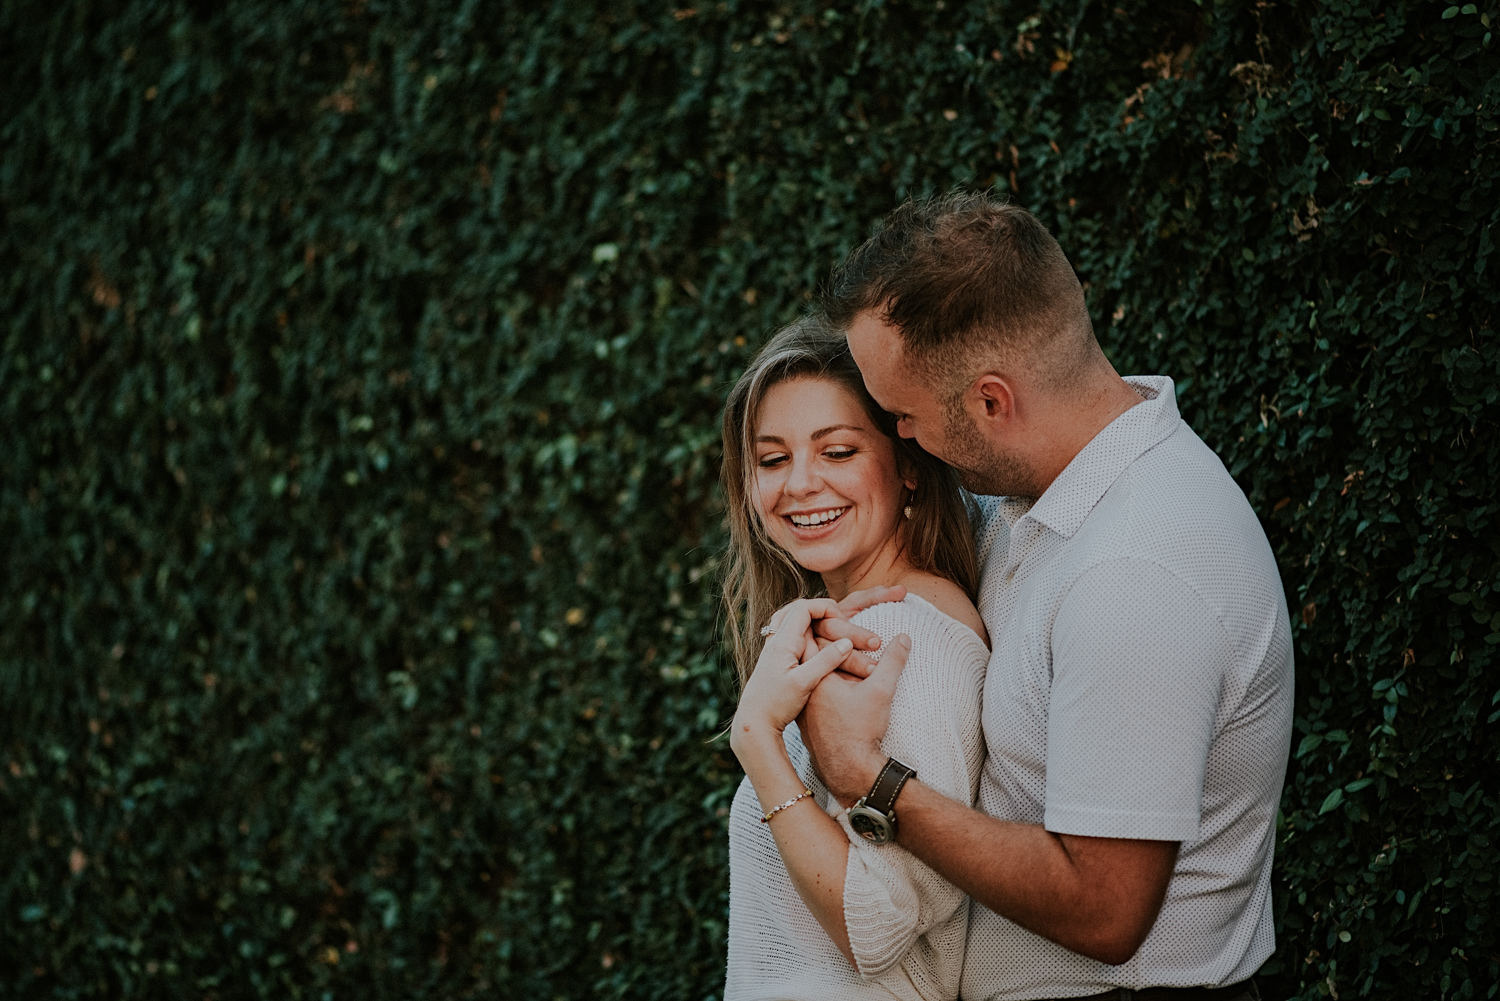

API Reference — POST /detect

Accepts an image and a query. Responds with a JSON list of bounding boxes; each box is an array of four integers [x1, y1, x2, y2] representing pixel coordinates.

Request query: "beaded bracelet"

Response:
[[760, 789, 813, 824]]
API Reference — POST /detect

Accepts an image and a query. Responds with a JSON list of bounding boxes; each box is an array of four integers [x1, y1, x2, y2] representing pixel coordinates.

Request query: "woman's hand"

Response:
[[730, 598, 856, 760], [763, 585, 905, 678], [727, 598, 865, 967]]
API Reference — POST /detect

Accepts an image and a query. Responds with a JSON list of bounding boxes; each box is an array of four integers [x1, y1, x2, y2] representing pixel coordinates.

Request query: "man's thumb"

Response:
[[871, 634, 911, 690]]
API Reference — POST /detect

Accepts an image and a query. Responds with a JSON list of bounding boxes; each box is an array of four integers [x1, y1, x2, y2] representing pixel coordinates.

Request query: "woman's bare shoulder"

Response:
[[895, 573, 989, 650]]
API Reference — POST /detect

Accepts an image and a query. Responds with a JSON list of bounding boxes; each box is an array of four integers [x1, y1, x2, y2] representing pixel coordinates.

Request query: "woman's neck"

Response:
[[820, 539, 915, 603]]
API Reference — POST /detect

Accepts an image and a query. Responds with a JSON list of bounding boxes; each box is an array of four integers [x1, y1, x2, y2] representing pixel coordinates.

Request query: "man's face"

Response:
[[845, 309, 1038, 497], [845, 310, 946, 448]]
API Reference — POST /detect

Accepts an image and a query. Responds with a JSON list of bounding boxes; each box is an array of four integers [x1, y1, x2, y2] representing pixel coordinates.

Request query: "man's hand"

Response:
[[798, 633, 911, 805], [764, 584, 907, 679]]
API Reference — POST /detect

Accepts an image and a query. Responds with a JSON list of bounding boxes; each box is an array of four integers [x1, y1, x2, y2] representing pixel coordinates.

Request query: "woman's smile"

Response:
[[784, 505, 849, 533]]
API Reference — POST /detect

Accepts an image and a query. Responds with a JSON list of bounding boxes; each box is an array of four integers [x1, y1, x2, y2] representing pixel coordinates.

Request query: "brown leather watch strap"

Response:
[[866, 757, 916, 816]]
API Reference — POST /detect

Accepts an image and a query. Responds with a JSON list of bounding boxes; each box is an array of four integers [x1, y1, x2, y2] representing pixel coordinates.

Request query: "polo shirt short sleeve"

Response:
[[1044, 559, 1236, 842]]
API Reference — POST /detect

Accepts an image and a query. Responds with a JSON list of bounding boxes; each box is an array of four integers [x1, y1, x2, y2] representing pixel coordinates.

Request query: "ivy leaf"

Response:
[[1320, 788, 1346, 814]]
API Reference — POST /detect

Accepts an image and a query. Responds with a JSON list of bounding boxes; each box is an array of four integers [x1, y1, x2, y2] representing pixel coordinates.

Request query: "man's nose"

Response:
[[896, 417, 917, 439]]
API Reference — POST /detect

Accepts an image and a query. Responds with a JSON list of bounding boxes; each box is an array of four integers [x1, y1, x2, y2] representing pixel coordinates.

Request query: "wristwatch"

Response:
[[846, 757, 917, 844]]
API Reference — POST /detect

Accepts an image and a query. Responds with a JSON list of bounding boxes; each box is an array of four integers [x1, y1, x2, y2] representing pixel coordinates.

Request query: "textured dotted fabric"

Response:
[[961, 376, 1295, 1000], [725, 595, 989, 1001]]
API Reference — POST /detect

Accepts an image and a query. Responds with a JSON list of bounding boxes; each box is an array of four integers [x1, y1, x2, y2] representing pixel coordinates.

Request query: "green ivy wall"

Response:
[[1, 0, 1496, 998]]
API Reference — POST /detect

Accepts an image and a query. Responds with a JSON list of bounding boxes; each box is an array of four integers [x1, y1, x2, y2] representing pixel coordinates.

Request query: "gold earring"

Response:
[[904, 488, 914, 520]]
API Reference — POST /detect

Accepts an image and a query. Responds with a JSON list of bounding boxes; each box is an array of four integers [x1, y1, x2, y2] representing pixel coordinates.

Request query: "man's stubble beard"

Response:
[[940, 397, 1044, 498]]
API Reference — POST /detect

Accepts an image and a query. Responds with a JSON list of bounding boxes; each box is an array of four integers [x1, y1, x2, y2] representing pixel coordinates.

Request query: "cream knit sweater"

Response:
[[725, 594, 989, 1001]]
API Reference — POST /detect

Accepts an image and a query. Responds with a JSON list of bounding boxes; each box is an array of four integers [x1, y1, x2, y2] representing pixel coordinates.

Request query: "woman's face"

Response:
[[752, 377, 911, 578]]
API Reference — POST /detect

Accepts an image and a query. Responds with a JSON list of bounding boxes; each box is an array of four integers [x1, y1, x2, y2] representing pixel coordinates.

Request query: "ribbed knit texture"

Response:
[[725, 595, 988, 1001]]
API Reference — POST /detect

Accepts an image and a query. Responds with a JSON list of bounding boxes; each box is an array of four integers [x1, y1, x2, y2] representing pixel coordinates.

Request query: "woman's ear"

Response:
[[895, 453, 918, 492]]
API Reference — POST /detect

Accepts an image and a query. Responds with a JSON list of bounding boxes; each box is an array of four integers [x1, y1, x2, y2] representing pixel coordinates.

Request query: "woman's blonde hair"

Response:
[[720, 315, 979, 688]]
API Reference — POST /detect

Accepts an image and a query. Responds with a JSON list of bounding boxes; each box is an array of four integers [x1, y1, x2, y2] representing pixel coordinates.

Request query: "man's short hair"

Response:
[[822, 192, 1100, 395]]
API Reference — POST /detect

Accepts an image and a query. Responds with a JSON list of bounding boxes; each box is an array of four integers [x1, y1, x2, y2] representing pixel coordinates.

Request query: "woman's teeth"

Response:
[[789, 507, 847, 527]]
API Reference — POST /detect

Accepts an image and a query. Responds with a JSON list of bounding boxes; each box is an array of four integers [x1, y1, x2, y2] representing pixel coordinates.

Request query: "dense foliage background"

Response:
[[2, 0, 1497, 997]]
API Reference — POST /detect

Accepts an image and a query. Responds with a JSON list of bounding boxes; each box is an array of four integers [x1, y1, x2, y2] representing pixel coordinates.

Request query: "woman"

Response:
[[721, 316, 990, 1001]]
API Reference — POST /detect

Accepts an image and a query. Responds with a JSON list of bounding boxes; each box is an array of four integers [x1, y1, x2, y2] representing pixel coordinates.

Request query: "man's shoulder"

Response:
[[1093, 425, 1267, 562], [1135, 421, 1247, 498], [1060, 430, 1287, 648]]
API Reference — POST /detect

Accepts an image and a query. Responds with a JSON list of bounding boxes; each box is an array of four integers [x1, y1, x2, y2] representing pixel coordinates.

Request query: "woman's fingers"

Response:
[[741, 610, 857, 733], [765, 598, 843, 646], [789, 637, 854, 689], [768, 590, 899, 655], [755, 600, 841, 686], [810, 633, 879, 678], [811, 614, 884, 654]]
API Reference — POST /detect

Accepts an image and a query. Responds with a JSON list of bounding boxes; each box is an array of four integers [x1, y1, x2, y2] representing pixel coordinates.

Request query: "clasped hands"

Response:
[[729, 586, 911, 806]]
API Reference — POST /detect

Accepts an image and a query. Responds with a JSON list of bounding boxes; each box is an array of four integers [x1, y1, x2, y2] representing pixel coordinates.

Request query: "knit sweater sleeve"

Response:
[[837, 596, 988, 981]]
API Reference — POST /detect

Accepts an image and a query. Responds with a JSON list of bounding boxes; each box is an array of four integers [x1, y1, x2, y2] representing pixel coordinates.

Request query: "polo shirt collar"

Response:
[[1022, 375, 1182, 540]]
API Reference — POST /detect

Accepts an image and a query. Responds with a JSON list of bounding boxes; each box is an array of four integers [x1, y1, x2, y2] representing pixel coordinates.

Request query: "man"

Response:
[[800, 193, 1293, 1000]]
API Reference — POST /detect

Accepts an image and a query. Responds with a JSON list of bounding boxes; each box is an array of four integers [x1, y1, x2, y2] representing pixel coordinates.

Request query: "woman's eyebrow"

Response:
[[755, 424, 865, 445]]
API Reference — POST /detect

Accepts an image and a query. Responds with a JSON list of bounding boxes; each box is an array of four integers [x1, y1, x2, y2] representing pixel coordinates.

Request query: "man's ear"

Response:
[[973, 373, 1017, 423]]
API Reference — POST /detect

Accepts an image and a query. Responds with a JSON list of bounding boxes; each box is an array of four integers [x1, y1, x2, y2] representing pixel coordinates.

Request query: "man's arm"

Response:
[[805, 558, 1241, 964], [801, 651, 1178, 966], [877, 773, 1176, 964]]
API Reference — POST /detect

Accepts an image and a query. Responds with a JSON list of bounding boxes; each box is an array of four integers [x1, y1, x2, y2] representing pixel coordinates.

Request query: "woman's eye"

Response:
[[824, 448, 857, 460], [757, 454, 788, 468]]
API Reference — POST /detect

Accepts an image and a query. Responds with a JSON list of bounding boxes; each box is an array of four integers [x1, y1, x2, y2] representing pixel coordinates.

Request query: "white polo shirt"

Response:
[[961, 376, 1294, 1000]]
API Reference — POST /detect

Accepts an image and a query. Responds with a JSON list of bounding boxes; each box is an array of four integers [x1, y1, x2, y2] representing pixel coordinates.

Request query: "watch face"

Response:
[[847, 806, 893, 844]]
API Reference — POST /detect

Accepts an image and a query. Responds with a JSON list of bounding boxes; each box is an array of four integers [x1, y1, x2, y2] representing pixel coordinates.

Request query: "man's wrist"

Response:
[[832, 746, 888, 806]]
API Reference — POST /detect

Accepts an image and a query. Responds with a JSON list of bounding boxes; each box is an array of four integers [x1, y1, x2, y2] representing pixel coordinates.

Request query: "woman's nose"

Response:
[[784, 454, 819, 496]]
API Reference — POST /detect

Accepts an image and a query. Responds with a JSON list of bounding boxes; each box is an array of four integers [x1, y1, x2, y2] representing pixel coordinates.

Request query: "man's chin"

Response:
[[953, 461, 1038, 499], [935, 412, 1041, 498], [955, 470, 1006, 497]]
